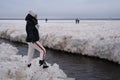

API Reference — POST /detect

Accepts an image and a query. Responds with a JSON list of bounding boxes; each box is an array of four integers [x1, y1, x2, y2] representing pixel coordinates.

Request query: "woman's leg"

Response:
[[33, 41, 46, 61], [33, 41, 48, 68], [27, 43, 35, 65]]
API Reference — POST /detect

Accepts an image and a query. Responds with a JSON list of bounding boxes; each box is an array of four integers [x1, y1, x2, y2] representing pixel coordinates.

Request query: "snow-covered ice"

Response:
[[0, 43, 75, 80], [0, 20, 120, 64]]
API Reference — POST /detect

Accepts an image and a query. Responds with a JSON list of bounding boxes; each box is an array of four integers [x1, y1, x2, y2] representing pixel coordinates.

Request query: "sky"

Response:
[[0, 0, 120, 19]]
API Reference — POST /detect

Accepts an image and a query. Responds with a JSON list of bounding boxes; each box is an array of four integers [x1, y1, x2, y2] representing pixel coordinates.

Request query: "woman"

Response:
[[25, 11, 48, 69]]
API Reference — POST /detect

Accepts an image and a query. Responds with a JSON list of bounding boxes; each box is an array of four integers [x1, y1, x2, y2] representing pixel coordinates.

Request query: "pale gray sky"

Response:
[[0, 0, 120, 19]]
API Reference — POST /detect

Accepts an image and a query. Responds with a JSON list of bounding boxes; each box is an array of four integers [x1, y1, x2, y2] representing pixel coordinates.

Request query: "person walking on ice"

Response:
[[25, 10, 49, 69]]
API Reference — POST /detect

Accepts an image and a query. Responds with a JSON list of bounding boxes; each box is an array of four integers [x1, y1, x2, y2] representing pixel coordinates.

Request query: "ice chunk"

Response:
[[0, 43, 74, 80]]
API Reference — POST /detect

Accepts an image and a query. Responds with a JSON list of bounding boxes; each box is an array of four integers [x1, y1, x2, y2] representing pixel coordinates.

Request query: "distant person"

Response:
[[75, 18, 79, 24], [45, 18, 48, 23], [25, 10, 49, 69]]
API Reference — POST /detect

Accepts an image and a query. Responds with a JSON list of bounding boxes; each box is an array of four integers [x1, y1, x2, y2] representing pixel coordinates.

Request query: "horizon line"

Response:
[[0, 17, 120, 20]]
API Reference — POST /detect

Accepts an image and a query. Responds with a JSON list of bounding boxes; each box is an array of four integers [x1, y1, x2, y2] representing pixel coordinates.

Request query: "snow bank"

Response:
[[0, 20, 120, 64], [0, 43, 75, 80]]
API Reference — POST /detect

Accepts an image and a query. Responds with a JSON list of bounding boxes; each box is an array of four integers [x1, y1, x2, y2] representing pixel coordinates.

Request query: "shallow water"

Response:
[[0, 38, 120, 80]]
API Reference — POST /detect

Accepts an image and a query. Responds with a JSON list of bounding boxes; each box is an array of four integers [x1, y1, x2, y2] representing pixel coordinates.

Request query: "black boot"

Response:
[[27, 63, 31, 68], [39, 60, 49, 69], [39, 60, 44, 66], [43, 61, 49, 69]]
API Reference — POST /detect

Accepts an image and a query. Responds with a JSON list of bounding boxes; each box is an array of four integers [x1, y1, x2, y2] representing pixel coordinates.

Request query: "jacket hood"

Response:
[[25, 14, 38, 25], [25, 14, 33, 21]]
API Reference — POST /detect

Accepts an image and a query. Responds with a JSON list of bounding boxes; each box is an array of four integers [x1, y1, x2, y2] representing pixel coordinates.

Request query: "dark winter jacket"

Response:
[[25, 14, 39, 42]]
